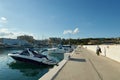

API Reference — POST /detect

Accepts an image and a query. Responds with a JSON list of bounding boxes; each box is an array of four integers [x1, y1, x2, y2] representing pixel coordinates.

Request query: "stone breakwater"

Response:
[[84, 45, 120, 62]]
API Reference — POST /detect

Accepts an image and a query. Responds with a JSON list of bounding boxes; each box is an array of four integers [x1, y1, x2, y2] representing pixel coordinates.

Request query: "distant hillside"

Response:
[[61, 37, 120, 45]]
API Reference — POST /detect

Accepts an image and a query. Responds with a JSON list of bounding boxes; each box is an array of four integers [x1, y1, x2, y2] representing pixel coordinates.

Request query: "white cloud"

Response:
[[73, 28, 79, 34], [0, 17, 7, 23], [63, 30, 72, 34], [13, 32, 34, 38], [63, 28, 79, 35], [0, 28, 35, 39], [0, 28, 9, 32], [0, 28, 14, 38], [1, 17, 7, 21]]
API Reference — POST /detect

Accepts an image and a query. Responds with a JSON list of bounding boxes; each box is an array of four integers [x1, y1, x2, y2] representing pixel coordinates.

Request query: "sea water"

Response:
[[0, 48, 64, 80]]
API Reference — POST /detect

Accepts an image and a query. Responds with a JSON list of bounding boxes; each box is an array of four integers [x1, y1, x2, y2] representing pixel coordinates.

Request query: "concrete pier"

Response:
[[53, 46, 120, 80]]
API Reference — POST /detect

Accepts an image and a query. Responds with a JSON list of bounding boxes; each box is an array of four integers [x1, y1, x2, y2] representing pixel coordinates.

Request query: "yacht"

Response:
[[8, 48, 58, 66], [47, 45, 73, 54]]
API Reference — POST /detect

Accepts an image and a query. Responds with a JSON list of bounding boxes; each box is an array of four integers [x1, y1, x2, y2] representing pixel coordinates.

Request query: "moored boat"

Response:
[[8, 48, 58, 66]]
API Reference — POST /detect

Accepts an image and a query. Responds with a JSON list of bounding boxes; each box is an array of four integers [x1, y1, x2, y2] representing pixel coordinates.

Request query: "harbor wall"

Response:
[[84, 45, 120, 62], [39, 51, 75, 80]]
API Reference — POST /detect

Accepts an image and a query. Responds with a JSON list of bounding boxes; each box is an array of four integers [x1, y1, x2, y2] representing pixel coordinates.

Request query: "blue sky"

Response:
[[0, 0, 120, 39]]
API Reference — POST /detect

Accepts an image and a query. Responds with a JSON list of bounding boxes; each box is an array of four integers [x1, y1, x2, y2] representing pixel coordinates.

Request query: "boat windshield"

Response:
[[28, 49, 49, 59], [20, 50, 30, 56], [29, 49, 38, 56], [40, 49, 48, 53]]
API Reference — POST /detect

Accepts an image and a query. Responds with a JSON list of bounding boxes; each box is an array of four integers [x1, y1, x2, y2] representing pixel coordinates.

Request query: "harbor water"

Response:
[[0, 48, 64, 80]]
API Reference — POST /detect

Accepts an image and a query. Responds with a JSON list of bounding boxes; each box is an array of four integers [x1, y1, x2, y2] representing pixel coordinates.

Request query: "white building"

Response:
[[0, 38, 31, 47]]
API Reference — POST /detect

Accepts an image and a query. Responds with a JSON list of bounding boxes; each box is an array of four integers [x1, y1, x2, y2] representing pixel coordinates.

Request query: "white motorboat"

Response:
[[47, 45, 73, 54], [8, 48, 58, 66]]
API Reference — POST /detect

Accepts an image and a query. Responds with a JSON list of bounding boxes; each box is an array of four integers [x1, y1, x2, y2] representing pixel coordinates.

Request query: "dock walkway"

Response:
[[53, 46, 120, 80]]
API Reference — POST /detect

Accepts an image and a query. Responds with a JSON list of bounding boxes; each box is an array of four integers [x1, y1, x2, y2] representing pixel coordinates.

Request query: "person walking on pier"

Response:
[[96, 45, 102, 56]]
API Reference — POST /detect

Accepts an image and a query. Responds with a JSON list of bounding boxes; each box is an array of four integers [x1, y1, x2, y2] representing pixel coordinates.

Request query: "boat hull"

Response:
[[10, 55, 56, 66], [11, 56, 43, 65]]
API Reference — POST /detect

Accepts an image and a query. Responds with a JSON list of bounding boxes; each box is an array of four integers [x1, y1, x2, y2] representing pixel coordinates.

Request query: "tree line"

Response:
[[17, 35, 120, 45]]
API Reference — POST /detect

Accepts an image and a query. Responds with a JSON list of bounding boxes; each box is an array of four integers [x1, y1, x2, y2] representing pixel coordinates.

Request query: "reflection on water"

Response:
[[49, 53, 64, 61], [7, 62, 52, 77], [0, 49, 64, 80]]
